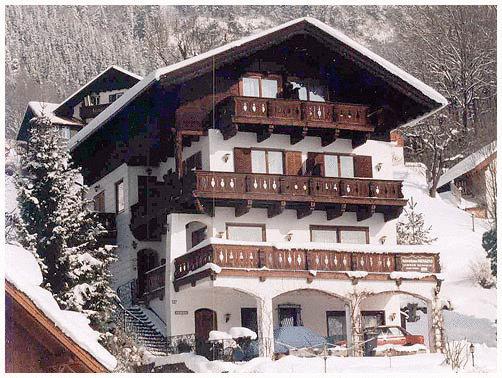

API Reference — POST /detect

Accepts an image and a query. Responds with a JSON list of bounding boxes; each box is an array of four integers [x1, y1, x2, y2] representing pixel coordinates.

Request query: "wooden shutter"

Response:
[[306, 152, 325, 176], [353, 155, 373, 178], [284, 151, 303, 175], [234, 148, 252, 173]]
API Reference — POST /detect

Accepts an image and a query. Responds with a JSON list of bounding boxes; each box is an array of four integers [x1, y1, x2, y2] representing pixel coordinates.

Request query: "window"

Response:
[[241, 308, 258, 334], [339, 228, 368, 244], [287, 78, 327, 102], [109, 92, 123, 103], [323, 154, 354, 178], [60, 127, 71, 140], [226, 223, 266, 242], [278, 305, 302, 327], [310, 226, 369, 244], [241, 75, 279, 98], [311, 226, 338, 243], [191, 226, 207, 249], [115, 179, 125, 213], [94, 191, 105, 212], [361, 311, 385, 329], [326, 311, 347, 344], [251, 149, 284, 174]]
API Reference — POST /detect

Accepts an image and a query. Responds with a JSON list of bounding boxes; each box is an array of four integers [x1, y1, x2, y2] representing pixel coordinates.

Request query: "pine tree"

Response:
[[482, 227, 497, 276], [397, 197, 437, 245], [16, 115, 117, 333]]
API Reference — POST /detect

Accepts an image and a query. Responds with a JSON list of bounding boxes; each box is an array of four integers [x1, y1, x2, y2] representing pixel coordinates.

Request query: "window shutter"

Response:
[[234, 148, 252, 173], [284, 151, 303, 175], [306, 152, 325, 176], [353, 155, 373, 178]]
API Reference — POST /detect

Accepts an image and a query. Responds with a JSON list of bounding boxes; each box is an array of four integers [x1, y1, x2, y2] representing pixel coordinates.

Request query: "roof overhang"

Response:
[[69, 17, 447, 151]]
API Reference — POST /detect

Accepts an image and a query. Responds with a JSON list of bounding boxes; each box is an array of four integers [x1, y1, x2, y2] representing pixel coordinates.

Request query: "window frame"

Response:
[[240, 73, 282, 99], [321, 152, 355, 178], [115, 179, 125, 214], [310, 225, 369, 244], [286, 76, 329, 102], [93, 190, 106, 212], [250, 147, 285, 175], [225, 222, 267, 242]]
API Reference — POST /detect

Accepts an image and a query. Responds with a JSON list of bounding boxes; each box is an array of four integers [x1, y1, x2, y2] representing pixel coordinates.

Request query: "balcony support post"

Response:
[[222, 124, 238, 140], [235, 200, 253, 217], [267, 200, 286, 218], [257, 125, 274, 143], [290, 126, 308, 145], [321, 129, 340, 147], [297, 201, 315, 219], [384, 206, 403, 221], [352, 132, 370, 148], [195, 199, 214, 217], [326, 204, 346, 220], [356, 204, 376, 221]]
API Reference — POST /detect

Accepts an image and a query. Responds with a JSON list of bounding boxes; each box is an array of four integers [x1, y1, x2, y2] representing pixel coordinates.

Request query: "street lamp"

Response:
[[469, 343, 475, 367]]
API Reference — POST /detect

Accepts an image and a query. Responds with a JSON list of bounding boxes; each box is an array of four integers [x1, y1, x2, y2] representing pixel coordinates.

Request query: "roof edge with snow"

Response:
[[69, 17, 448, 151]]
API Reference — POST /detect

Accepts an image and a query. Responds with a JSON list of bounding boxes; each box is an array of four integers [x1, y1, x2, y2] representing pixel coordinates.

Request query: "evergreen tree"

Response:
[[482, 227, 497, 276], [16, 115, 117, 332], [397, 197, 437, 245]]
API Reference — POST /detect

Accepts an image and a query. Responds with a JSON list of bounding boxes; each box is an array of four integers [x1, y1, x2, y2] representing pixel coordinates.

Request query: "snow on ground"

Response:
[[153, 345, 497, 373], [395, 164, 497, 345], [5, 243, 117, 371]]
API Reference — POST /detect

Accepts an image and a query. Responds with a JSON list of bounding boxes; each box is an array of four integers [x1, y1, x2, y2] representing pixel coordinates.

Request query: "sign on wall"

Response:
[[400, 256, 435, 273], [175, 311, 189, 315]]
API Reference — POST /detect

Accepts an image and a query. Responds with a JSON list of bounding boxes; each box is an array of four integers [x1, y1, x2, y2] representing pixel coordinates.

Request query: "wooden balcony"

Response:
[[173, 242, 440, 291], [144, 264, 166, 301], [217, 96, 375, 146], [188, 171, 406, 221], [95, 212, 117, 245], [79, 103, 109, 119]]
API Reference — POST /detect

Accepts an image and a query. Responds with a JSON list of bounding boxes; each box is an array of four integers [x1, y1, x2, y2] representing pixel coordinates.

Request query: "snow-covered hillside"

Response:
[[395, 164, 497, 345]]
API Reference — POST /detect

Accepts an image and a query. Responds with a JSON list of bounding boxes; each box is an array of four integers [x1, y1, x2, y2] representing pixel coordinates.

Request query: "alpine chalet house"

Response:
[[17, 65, 142, 144], [68, 18, 447, 358]]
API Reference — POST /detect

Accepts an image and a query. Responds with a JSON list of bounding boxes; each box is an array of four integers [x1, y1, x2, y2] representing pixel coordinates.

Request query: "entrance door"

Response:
[[137, 249, 158, 297], [195, 309, 217, 341], [326, 311, 347, 344]]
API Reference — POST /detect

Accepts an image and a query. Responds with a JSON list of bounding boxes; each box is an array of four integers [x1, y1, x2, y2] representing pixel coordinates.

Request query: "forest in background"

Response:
[[5, 5, 497, 184]]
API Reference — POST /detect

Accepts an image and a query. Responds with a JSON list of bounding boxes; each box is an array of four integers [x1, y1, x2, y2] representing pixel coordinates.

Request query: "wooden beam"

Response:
[[326, 204, 346, 220], [297, 201, 315, 219], [174, 131, 183, 178], [257, 125, 274, 143], [321, 129, 339, 147], [268, 200, 286, 218], [352, 132, 370, 148], [235, 199, 253, 217], [356, 204, 376, 221], [194, 199, 214, 217], [290, 126, 308, 145], [222, 124, 238, 140], [384, 206, 404, 221]]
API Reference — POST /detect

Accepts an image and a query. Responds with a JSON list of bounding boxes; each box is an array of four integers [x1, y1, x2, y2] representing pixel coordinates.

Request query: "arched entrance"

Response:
[[137, 249, 159, 297]]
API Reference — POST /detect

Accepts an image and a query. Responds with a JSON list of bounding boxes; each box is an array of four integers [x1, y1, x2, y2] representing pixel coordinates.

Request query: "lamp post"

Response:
[[469, 343, 475, 367]]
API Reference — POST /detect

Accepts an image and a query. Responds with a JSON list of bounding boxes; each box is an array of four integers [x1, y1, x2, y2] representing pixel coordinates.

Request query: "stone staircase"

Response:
[[117, 305, 169, 356]]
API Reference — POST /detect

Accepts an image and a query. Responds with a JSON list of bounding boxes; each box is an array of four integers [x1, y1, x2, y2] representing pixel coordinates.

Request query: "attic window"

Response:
[[84, 93, 100, 106], [241, 75, 279, 99]]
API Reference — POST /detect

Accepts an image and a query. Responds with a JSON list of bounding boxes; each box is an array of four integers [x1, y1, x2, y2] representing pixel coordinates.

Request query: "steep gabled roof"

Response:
[[69, 17, 447, 151], [437, 141, 497, 189], [54, 65, 142, 115]]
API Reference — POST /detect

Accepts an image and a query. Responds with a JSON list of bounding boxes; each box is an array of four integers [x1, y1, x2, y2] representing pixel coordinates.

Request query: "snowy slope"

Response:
[[395, 164, 497, 325]]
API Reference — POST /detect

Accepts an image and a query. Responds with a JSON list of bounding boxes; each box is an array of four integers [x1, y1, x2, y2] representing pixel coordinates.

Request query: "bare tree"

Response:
[[394, 6, 496, 197]]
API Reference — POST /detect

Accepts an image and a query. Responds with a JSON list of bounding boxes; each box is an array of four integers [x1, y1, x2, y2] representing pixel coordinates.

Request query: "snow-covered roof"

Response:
[[28, 101, 84, 127], [54, 65, 143, 114], [5, 244, 117, 371], [68, 17, 447, 151], [437, 141, 497, 188]]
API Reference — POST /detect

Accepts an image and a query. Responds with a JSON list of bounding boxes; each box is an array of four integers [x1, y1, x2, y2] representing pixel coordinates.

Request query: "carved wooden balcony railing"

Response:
[[80, 103, 110, 119], [189, 171, 406, 220], [173, 242, 440, 290], [144, 264, 166, 301], [218, 96, 374, 145]]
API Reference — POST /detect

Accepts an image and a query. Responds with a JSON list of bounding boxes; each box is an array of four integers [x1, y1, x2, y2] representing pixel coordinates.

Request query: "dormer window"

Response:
[[84, 93, 100, 106], [241, 74, 279, 99]]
